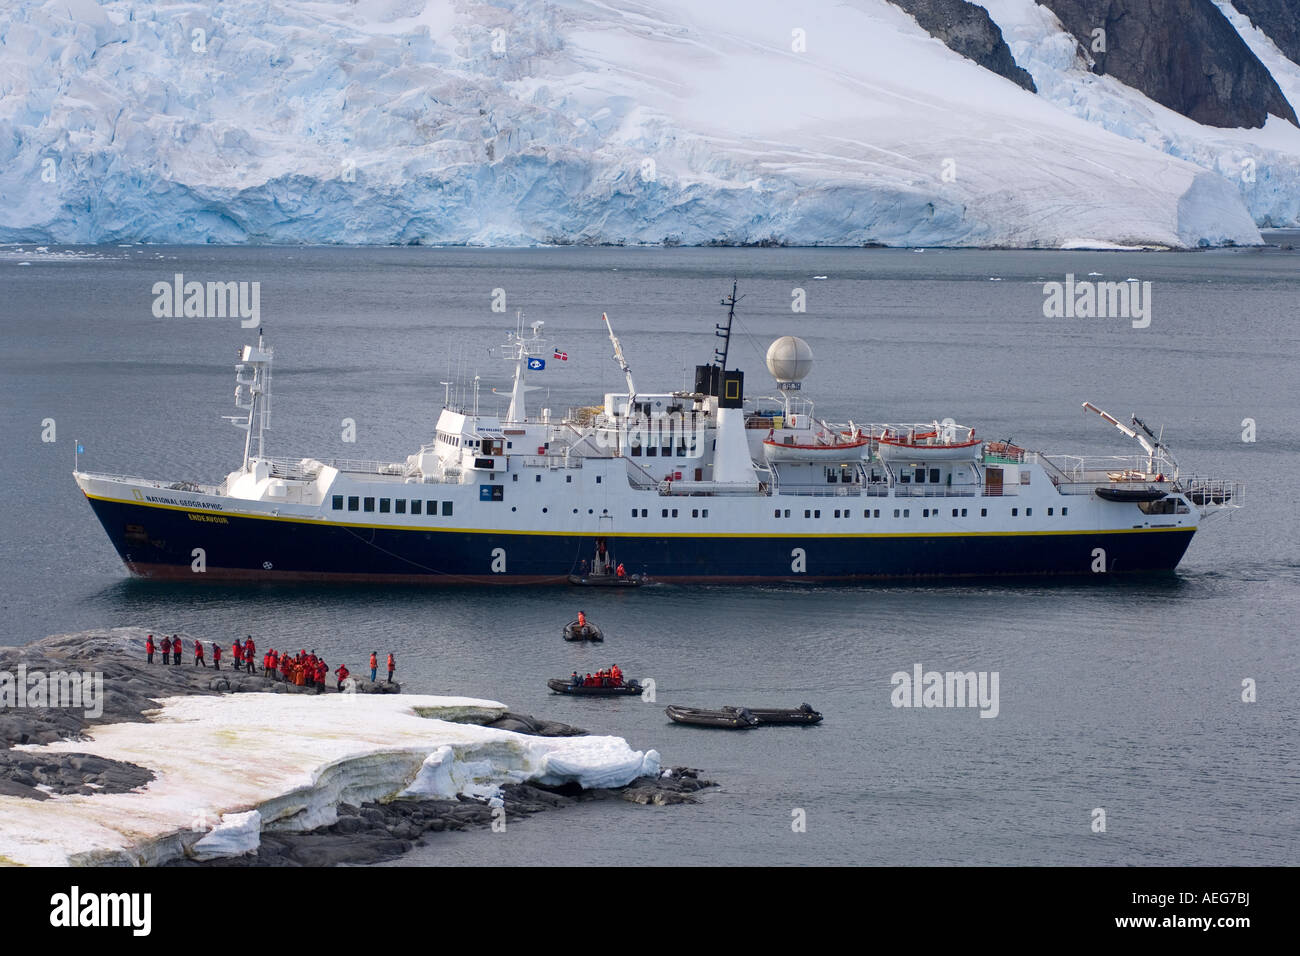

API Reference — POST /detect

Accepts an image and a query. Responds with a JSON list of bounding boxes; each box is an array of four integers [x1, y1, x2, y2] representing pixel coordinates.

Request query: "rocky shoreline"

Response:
[[0, 628, 715, 865]]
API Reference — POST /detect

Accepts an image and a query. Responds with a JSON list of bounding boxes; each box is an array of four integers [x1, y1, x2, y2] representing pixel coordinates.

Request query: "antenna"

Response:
[[440, 381, 452, 409], [716, 279, 744, 368]]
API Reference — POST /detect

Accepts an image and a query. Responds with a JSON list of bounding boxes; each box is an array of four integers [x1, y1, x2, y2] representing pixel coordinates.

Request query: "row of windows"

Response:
[[332, 495, 453, 516], [898, 468, 943, 484], [627, 508, 710, 518], [770, 506, 1071, 519], [514, 474, 590, 483]]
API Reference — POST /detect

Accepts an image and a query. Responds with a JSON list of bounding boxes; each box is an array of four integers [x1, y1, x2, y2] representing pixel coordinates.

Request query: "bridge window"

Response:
[[411, 500, 422, 515], [348, 496, 359, 511], [929, 468, 940, 483], [363, 497, 375, 512], [426, 500, 437, 515], [646, 447, 657, 456], [442, 501, 453, 516], [915, 468, 926, 483], [379, 499, 391, 513], [332, 495, 343, 510], [631, 445, 642, 456], [395, 500, 406, 514]]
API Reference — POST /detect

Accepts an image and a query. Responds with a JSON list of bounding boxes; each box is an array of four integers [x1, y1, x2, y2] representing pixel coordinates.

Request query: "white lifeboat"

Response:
[[876, 428, 982, 461], [763, 434, 872, 463]]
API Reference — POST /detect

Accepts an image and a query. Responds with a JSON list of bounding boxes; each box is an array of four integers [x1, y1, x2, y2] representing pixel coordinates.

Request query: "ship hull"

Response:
[[84, 493, 1196, 583]]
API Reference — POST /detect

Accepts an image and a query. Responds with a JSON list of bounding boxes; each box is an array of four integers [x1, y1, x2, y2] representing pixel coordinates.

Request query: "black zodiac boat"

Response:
[[563, 620, 604, 642], [548, 678, 642, 696], [1094, 486, 1167, 503], [567, 572, 644, 587], [665, 703, 822, 728]]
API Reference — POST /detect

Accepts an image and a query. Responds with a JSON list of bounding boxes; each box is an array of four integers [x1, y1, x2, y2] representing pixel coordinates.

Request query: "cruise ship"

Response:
[[74, 287, 1241, 583]]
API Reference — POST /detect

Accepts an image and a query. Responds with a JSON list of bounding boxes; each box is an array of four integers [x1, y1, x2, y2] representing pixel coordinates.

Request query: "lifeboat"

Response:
[[876, 432, 983, 461], [762, 434, 872, 463]]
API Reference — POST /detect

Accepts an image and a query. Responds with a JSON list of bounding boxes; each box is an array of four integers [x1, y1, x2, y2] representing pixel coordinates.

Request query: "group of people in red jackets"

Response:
[[570, 664, 624, 687], [144, 634, 387, 693]]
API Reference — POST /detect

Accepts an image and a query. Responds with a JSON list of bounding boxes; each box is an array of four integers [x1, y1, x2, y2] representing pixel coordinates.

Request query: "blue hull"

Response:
[[84, 494, 1195, 583]]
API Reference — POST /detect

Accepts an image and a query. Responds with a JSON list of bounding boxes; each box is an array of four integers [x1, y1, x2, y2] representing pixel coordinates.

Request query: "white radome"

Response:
[[766, 335, 814, 383]]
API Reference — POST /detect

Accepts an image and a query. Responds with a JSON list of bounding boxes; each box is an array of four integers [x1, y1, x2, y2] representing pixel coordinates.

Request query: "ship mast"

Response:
[[225, 330, 274, 468], [503, 311, 545, 422]]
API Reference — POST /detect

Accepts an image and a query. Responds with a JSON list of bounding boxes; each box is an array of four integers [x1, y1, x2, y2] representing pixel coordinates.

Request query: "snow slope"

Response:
[[0, 692, 660, 866], [0, 0, 1280, 246], [980, 0, 1300, 230]]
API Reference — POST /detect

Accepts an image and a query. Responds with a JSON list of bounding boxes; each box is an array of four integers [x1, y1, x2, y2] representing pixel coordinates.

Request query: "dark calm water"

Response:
[[1, 240, 1297, 865]]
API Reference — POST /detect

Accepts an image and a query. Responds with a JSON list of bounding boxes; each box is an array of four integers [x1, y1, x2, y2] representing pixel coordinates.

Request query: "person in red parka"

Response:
[[233, 640, 243, 669], [212, 641, 221, 670], [171, 635, 182, 665], [146, 634, 155, 664], [335, 663, 349, 692], [243, 637, 255, 673], [161, 635, 171, 665], [315, 661, 327, 694], [281, 653, 292, 682], [386, 653, 395, 684], [194, 639, 206, 667]]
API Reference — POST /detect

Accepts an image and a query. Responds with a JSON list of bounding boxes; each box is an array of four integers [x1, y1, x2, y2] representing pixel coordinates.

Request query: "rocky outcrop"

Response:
[[1036, 0, 1297, 127], [1231, 0, 1300, 66], [890, 0, 1037, 90], [171, 769, 718, 866]]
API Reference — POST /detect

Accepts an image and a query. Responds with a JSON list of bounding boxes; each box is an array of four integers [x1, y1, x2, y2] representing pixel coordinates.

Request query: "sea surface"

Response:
[[1, 240, 1297, 865]]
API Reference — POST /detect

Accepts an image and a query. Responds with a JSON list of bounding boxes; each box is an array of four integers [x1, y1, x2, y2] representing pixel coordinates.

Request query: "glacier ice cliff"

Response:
[[0, 0, 1295, 247]]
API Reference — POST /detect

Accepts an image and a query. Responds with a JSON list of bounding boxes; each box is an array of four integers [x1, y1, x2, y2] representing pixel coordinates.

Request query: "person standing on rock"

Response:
[[146, 634, 155, 664], [335, 663, 350, 692], [369, 651, 378, 682], [386, 652, 395, 684], [232, 638, 243, 671], [212, 641, 221, 670], [244, 637, 256, 673], [161, 635, 171, 665], [194, 639, 206, 667], [171, 635, 182, 665], [315, 660, 327, 693]]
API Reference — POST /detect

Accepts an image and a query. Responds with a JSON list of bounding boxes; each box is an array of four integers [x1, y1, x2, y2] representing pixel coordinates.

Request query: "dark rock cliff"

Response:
[[1231, 0, 1300, 67], [888, 0, 1038, 91], [1035, 0, 1297, 128]]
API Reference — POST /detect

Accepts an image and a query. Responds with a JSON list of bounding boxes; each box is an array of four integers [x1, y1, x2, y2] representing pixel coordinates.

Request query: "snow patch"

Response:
[[0, 692, 659, 866]]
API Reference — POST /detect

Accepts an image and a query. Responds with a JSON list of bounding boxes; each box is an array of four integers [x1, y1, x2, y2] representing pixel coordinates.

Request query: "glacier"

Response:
[[0, 0, 1293, 247], [0, 692, 661, 866]]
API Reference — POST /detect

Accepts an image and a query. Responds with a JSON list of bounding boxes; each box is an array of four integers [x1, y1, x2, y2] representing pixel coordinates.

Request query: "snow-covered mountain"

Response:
[[1, 0, 1297, 247]]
